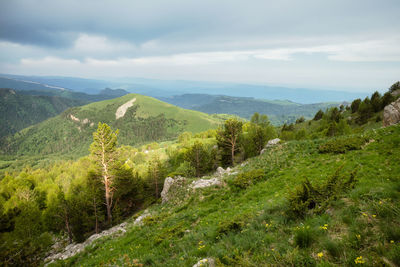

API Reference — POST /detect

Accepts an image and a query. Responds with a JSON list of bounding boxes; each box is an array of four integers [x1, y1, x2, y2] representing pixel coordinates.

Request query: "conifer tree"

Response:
[[90, 123, 119, 225], [217, 119, 243, 166]]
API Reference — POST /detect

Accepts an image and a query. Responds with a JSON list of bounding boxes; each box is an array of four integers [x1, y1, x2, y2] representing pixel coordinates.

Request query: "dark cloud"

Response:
[[1, 0, 399, 51]]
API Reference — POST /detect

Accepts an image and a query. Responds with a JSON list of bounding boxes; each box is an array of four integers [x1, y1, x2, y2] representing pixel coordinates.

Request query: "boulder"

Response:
[[266, 138, 281, 147], [215, 166, 232, 176], [261, 138, 281, 154], [160, 176, 186, 204], [383, 98, 400, 127], [191, 178, 222, 189], [193, 258, 215, 267]]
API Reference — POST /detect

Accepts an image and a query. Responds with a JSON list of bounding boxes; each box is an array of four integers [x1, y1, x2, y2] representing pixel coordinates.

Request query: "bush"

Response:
[[230, 169, 265, 189], [287, 167, 357, 218], [294, 226, 315, 248], [313, 110, 324, 121], [296, 117, 305, 124], [318, 136, 369, 154], [216, 216, 246, 238]]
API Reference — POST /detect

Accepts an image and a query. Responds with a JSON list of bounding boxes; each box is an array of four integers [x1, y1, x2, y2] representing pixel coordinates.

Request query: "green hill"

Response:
[[49, 124, 400, 267], [0, 88, 86, 139], [1, 94, 223, 156], [160, 94, 340, 125]]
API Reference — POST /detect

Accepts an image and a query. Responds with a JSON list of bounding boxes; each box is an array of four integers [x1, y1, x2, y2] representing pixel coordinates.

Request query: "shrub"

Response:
[[216, 216, 246, 238], [230, 169, 265, 189], [287, 167, 357, 218], [296, 116, 305, 124], [313, 110, 324, 121], [318, 136, 369, 154], [294, 226, 315, 248]]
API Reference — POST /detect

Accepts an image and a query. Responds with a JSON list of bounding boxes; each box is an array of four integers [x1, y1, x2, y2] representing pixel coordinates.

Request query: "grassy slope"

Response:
[[1, 94, 222, 157], [54, 125, 400, 266]]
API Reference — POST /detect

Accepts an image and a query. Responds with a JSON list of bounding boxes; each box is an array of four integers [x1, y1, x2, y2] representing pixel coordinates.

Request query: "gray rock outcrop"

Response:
[[215, 166, 232, 176], [161, 176, 186, 204], [45, 222, 128, 264], [190, 178, 222, 189], [261, 138, 281, 154], [133, 209, 150, 226], [383, 98, 400, 127]]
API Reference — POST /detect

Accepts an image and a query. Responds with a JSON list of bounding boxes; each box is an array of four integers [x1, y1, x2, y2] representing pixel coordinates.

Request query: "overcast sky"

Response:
[[0, 0, 399, 92]]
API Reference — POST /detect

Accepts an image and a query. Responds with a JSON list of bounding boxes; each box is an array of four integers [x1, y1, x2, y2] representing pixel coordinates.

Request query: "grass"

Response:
[[49, 124, 400, 266]]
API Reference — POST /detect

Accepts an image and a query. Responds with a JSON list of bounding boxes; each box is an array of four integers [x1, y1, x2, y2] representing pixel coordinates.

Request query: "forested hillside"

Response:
[[0, 89, 86, 138], [0, 94, 223, 157]]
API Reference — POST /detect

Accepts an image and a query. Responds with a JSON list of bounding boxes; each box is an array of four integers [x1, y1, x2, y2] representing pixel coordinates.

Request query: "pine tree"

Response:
[[216, 119, 243, 166], [185, 141, 210, 177], [90, 122, 119, 226]]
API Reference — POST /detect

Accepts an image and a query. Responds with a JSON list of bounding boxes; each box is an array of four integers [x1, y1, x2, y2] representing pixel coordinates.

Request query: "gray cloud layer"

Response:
[[1, 0, 399, 51], [0, 0, 399, 90]]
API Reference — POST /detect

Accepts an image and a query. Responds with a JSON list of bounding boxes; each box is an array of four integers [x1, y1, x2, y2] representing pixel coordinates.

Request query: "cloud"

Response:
[[0, 0, 399, 91]]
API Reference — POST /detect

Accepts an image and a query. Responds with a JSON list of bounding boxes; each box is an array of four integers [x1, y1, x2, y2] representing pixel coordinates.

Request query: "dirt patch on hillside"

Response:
[[115, 98, 136, 119]]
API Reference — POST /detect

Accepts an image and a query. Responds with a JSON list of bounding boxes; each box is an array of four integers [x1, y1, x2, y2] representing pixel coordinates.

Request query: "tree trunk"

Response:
[[105, 179, 112, 226], [195, 149, 200, 177], [231, 140, 235, 165], [64, 209, 73, 244], [93, 196, 99, 234], [154, 170, 159, 198]]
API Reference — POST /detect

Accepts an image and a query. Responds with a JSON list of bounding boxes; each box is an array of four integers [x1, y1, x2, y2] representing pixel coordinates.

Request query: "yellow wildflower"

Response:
[[372, 214, 376, 218], [356, 234, 361, 240], [317, 252, 323, 258], [390, 240, 394, 244], [319, 224, 328, 230], [354, 256, 365, 264]]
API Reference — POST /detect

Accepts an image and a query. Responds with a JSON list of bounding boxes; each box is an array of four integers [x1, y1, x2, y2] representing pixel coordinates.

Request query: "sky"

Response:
[[0, 0, 399, 92]]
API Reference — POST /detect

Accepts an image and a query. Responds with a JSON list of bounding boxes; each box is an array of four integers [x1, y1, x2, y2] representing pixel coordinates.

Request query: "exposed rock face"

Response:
[[45, 222, 128, 264], [193, 258, 215, 267], [215, 166, 232, 176], [161, 176, 186, 204], [191, 178, 222, 189], [115, 98, 136, 119], [260, 138, 281, 154], [383, 98, 400, 127]]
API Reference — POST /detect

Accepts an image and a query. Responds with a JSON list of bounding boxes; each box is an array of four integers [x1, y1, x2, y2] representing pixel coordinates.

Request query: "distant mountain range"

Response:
[[0, 73, 369, 104], [159, 94, 340, 125]]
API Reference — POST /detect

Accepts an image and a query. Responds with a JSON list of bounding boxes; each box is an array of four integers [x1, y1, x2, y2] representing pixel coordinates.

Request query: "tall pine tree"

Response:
[[90, 123, 119, 226]]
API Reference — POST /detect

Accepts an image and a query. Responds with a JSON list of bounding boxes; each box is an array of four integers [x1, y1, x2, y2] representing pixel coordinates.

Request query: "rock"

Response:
[[133, 209, 150, 226], [161, 176, 186, 204], [216, 166, 225, 175], [193, 258, 215, 267], [215, 167, 232, 176], [45, 221, 129, 264], [261, 138, 281, 154], [383, 98, 400, 127], [191, 178, 222, 189], [266, 138, 281, 147]]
